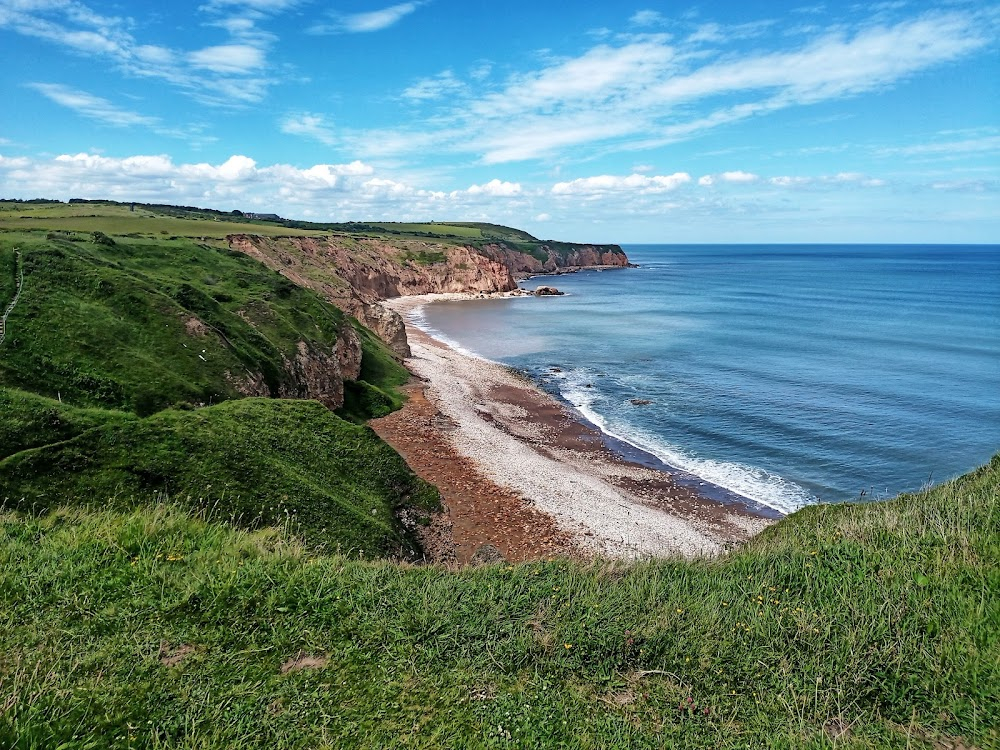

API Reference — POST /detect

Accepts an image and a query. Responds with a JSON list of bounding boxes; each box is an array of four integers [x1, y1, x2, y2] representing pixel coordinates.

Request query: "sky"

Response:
[[1, 0, 998, 243]]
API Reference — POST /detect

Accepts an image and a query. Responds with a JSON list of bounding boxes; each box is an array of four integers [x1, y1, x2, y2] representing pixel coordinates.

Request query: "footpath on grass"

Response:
[[0, 249, 23, 347]]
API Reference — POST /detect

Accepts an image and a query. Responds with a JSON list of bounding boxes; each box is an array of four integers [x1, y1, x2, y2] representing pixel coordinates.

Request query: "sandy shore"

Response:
[[372, 293, 774, 562]]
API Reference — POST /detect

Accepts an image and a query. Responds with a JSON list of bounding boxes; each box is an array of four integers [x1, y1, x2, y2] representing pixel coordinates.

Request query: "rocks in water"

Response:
[[630, 399, 653, 406], [534, 286, 564, 296]]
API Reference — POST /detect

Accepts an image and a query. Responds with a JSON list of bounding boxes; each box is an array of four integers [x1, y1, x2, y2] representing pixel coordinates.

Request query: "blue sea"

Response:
[[415, 245, 1000, 514]]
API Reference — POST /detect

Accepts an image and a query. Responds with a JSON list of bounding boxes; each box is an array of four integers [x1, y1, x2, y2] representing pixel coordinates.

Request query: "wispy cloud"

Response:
[[280, 113, 337, 146], [26, 82, 216, 144], [308, 2, 424, 35], [402, 70, 465, 101], [877, 135, 1000, 158], [629, 10, 666, 27], [28, 82, 157, 127], [0, 0, 280, 106], [363, 7, 996, 166], [199, 0, 302, 11], [189, 44, 265, 73]]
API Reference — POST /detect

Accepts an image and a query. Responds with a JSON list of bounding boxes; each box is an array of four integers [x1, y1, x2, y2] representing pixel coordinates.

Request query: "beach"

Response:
[[371, 293, 774, 564]]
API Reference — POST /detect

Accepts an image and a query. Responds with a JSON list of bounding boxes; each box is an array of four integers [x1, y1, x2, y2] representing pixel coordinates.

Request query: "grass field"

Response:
[[0, 455, 995, 749], [0, 202, 321, 239]]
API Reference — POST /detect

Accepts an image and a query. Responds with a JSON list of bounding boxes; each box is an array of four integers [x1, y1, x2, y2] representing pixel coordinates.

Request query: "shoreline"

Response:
[[372, 292, 774, 562]]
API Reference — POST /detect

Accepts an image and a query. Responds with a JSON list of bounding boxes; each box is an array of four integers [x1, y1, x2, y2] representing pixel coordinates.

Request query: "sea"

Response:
[[413, 245, 1000, 515]]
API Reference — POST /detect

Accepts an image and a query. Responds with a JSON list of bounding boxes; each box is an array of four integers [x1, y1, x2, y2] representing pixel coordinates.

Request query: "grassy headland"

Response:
[[0, 201, 436, 557], [0, 200, 996, 748]]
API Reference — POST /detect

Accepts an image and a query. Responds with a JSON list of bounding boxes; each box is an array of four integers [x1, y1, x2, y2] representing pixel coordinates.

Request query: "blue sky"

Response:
[[1, 0, 998, 242]]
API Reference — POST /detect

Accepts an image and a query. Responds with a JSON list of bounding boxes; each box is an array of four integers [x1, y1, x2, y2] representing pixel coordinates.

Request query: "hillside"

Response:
[[1, 201, 629, 359], [0, 454, 995, 748], [2, 199, 994, 748], [0, 201, 436, 556]]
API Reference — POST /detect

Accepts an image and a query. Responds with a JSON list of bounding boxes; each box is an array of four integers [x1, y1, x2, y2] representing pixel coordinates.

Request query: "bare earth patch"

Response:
[[280, 653, 329, 675], [158, 642, 195, 668]]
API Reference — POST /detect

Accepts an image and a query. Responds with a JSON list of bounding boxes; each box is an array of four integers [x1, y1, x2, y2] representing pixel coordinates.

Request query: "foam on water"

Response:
[[415, 245, 1000, 512], [404, 305, 488, 361], [552, 368, 812, 514]]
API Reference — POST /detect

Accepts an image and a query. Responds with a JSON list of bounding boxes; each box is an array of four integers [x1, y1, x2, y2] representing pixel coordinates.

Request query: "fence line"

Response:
[[0, 250, 24, 346]]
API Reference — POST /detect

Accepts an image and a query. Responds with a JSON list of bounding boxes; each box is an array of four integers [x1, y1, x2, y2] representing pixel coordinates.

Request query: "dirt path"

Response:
[[0, 249, 24, 347]]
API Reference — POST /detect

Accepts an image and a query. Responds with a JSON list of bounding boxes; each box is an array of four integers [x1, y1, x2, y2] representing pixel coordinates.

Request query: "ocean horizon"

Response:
[[413, 244, 1000, 515]]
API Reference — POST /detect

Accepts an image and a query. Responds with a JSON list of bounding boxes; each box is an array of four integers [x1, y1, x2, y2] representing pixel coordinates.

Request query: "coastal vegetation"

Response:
[[0, 455, 995, 749], [0, 200, 995, 748]]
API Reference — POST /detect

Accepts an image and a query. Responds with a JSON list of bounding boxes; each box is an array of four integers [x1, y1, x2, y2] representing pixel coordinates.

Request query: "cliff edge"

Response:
[[227, 228, 629, 357]]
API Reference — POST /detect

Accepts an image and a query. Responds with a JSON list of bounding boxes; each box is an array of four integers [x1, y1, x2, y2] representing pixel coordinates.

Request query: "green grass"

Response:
[[0, 201, 321, 238], [0, 387, 127, 460], [367, 222, 484, 238], [0, 456, 996, 749], [0, 230, 406, 414], [0, 396, 439, 556], [0, 208, 421, 557]]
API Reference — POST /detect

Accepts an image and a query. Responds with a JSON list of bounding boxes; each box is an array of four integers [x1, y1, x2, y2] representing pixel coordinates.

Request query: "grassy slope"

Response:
[[0, 229, 383, 412], [0, 397, 438, 556], [0, 204, 433, 557], [0, 457, 996, 749]]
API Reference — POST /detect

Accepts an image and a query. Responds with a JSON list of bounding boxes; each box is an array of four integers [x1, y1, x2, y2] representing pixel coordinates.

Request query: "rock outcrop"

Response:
[[226, 324, 362, 410], [226, 233, 630, 359]]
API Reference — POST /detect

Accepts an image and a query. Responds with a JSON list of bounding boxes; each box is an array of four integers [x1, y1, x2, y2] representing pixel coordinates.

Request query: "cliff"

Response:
[[226, 233, 630, 357]]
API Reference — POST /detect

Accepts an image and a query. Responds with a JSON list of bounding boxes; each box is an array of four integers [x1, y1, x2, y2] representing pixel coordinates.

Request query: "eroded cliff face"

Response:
[[228, 234, 518, 358], [226, 234, 629, 358], [477, 243, 630, 277], [226, 324, 362, 410]]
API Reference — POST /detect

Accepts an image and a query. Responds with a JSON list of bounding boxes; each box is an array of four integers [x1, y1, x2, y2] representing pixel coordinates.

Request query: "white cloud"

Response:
[[552, 172, 691, 196], [534, 213, 551, 222], [698, 175, 714, 186], [0, 0, 278, 106], [930, 179, 997, 193], [189, 44, 264, 74], [721, 170, 759, 183], [767, 172, 887, 188], [769, 175, 811, 186], [343, 8, 996, 165], [200, 0, 301, 11], [25, 82, 217, 145], [462, 179, 521, 197], [309, 2, 423, 34], [280, 113, 337, 146], [402, 70, 465, 101], [0, 152, 532, 221], [28, 82, 157, 127], [630, 10, 666, 27], [687, 23, 723, 43], [878, 136, 1000, 158]]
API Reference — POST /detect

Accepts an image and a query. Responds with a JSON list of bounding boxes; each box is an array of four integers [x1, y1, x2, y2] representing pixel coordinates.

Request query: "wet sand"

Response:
[[372, 293, 774, 563]]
